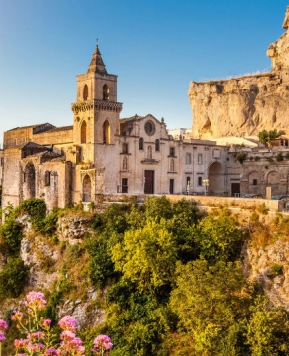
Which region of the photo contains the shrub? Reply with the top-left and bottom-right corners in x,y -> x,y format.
254,156 -> 260,161
276,152 -> 284,161
235,152 -> 247,164
0,257 -> 28,299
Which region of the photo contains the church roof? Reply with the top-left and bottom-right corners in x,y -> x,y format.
88,45 -> 107,75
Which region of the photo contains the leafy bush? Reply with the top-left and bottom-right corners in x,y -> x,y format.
0,217 -> 23,254
235,152 -> 247,164
0,257 -> 28,299
276,152 -> 284,161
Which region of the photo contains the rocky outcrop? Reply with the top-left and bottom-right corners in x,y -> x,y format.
243,240 -> 289,310
189,6 -> 289,139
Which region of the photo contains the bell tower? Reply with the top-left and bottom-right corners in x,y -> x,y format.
71,45 -> 122,162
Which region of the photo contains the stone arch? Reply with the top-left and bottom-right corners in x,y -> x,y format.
82,174 -> 92,202
103,119 -> 111,144
103,84 -> 110,100
208,161 -> 224,195
83,84 -> 88,101
24,162 -> 36,199
81,120 -> 87,144
266,170 -> 280,195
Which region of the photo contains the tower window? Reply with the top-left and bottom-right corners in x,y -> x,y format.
103,84 -> 110,100
103,120 -> 111,144
81,120 -> 87,144
83,84 -> 88,101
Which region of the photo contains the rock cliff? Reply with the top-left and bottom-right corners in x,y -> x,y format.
189,6 -> 289,139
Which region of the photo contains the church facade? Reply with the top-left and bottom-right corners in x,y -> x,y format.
2,46 -> 229,211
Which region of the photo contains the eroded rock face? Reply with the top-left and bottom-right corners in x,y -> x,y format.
243,240 -> 289,310
189,6 -> 289,139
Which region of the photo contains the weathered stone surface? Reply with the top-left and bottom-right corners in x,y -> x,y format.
189,7 -> 289,139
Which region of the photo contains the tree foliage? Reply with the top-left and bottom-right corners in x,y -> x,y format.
258,129 -> 283,147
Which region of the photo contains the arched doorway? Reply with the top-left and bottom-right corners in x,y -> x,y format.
25,163 -> 36,199
83,174 -> 92,202
208,162 -> 224,195
103,120 -> 111,144
267,171 -> 280,196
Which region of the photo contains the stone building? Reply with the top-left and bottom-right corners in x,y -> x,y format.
0,149 -> 3,186
2,46 -> 229,211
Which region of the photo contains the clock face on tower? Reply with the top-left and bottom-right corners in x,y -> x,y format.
144,120 -> 155,135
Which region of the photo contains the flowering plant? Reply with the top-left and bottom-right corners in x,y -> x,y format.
0,291 -> 113,356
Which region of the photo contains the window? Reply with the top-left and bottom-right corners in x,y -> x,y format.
198,176 -> 203,186
44,171 -> 51,186
103,84 -> 110,100
170,159 -> 174,171
169,147 -> 175,156
139,137 -> 144,150
253,179 -> 258,186
122,178 -> 128,193
198,154 -> 203,164
122,143 -> 128,154
155,139 -> 160,151
144,120 -> 155,135
147,145 -> 152,159
103,120 -> 111,144
81,120 -> 87,144
83,85 -> 88,101
186,176 -> 191,186
186,153 -> 191,164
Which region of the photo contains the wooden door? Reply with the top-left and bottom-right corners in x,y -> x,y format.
169,179 -> 174,194
231,183 -> 240,197
144,170 -> 154,194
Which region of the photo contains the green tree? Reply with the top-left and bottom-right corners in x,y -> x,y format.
246,296 -> 289,356
170,259 -> 252,356
258,129 -> 283,147
196,209 -> 244,263
111,220 -> 177,290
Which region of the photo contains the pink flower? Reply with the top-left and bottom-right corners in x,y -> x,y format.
26,342 -> 44,352
27,331 -> 44,340
60,330 -> 76,340
0,331 -> 6,342
17,354 -> 27,356
41,319 -> 52,327
11,311 -> 23,321
93,334 -> 113,350
14,338 -> 29,349
25,291 -> 47,311
0,319 -> 8,331
58,316 -> 77,332
44,349 -> 60,355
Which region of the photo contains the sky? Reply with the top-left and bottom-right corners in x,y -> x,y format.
1,0 -> 289,146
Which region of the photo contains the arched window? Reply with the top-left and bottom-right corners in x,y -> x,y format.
170,159 -> 174,172
139,137 -> 144,150
147,145 -> 152,159
81,120 -> 87,144
83,84 -> 88,101
123,157 -> 128,170
155,139 -> 160,151
44,171 -> 50,186
103,84 -> 110,100
103,120 -> 111,144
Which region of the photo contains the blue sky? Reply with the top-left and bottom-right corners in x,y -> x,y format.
0,0 -> 288,146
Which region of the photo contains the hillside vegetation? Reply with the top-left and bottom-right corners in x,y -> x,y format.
1,197 -> 289,355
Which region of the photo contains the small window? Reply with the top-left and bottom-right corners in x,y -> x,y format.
155,139 -> 160,152
44,171 -> 51,186
252,179 -> 258,186
198,176 -> 203,186
139,137 -> 144,150
169,147 -> 175,156
81,120 -> 87,144
122,178 -> 128,193
122,143 -> 128,154
83,84 -> 88,101
186,153 -> 191,164
103,84 -> 110,100
198,154 -> 203,164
